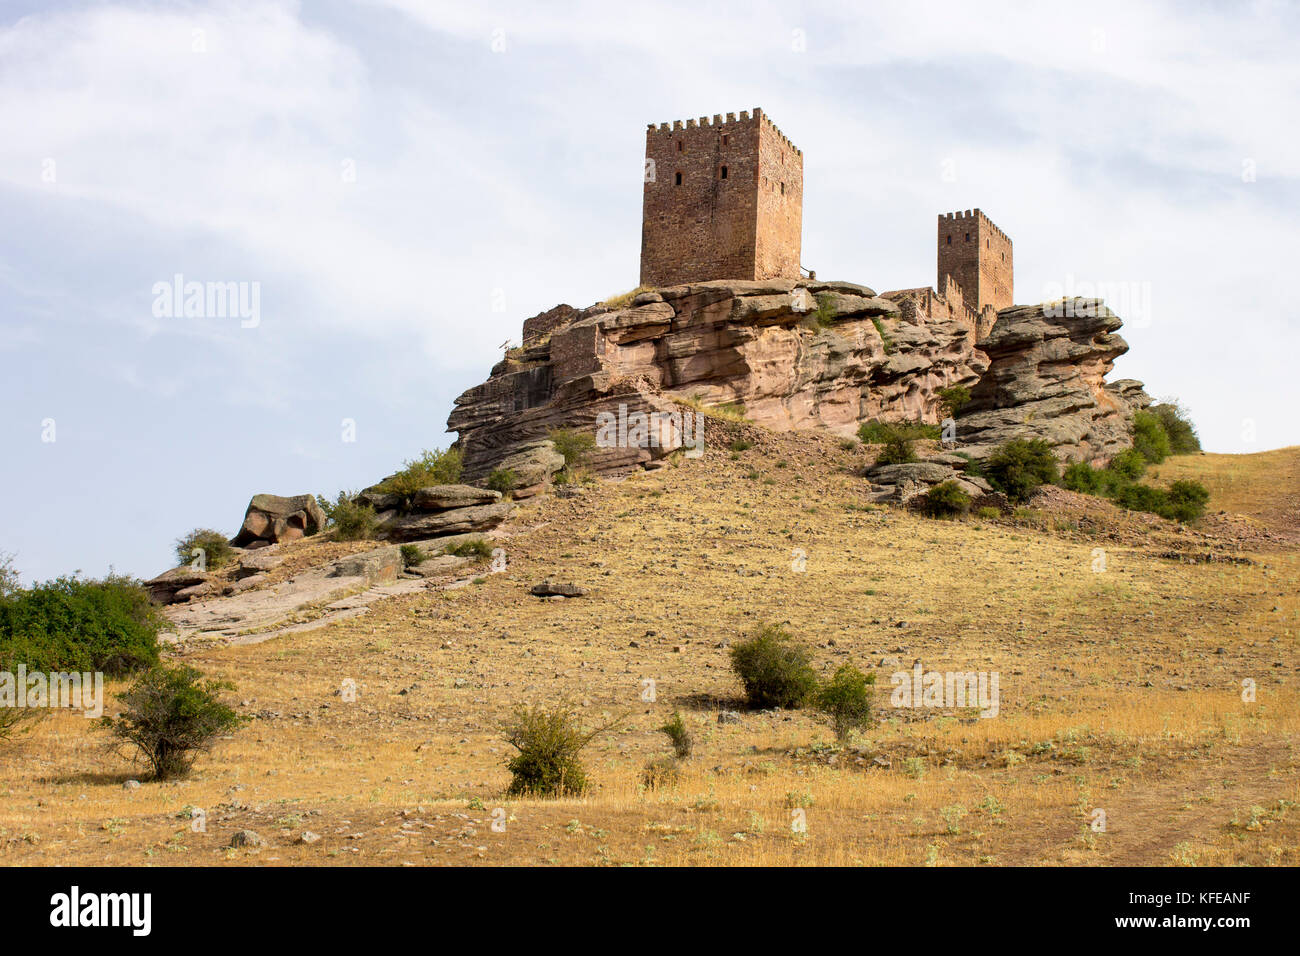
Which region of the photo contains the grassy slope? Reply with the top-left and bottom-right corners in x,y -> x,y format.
2,434 -> 1297,866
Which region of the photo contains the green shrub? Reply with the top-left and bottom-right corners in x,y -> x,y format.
399,544 -> 424,570
376,447 -> 464,500
1150,401 -> 1201,454
101,663 -> 244,780
317,491 -> 378,541
658,711 -> 693,758
921,480 -> 972,518
876,437 -> 916,465
548,428 -> 597,473
976,506 -> 1002,519
1131,410 -> 1172,464
814,664 -> 876,740
173,528 -> 233,570
1109,448 -> 1147,481
937,384 -> 972,418
729,624 -> 819,710
502,701 -> 617,796
858,420 -> 941,444
486,467 -> 518,495
1165,480 -> 1211,522
1061,461 -> 1102,494
0,574 -> 162,676
984,439 -> 1059,502
445,538 -> 493,560
729,438 -> 754,453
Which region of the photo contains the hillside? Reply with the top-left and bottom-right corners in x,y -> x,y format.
2,429 -> 1296,866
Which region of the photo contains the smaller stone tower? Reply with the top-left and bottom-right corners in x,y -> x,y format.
640,108 -> 803,288
937,209 -> 1013,313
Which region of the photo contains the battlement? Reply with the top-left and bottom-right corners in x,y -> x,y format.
939,208 -> 1010,244
646,107 -> 802,156
640,107 -> 803,288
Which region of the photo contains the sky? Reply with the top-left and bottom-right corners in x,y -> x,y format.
1,0 -> 1297,584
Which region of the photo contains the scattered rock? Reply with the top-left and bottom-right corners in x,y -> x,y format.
328,546 -> 402,584
122,780 -> 141,791
530,581 -> 587,598
385,502 -> 514,541
229,829 -> 265,848
144,566 -> 209,605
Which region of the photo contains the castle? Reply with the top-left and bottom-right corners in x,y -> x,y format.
639,108 -> 1013,341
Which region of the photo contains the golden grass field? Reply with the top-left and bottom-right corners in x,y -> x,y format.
3,426 -> 1297,867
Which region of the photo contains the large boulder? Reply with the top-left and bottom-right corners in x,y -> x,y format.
495,440 -> 566,498
411,484 -> 501,512
328,546 -> 402,584
144,566 -> 210,605
232,494 -> 325,547
956,300 -> 1152,466
384,501 -> 514,541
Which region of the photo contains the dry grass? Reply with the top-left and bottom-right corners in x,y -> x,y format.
2,433 -> 1296,866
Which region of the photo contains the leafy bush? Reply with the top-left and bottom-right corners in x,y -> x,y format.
729,624 -> 819,710
317,491 -> 378,541
173,529 -> 233,570
937,384 -> 972,418
1150,401 -> 1201,454
814,664 -> 876,740
0,575 -> 162,676
1165,480 -> 1211,522
399,544 -> 424,570
984,439 -> 1059,502
857,420 -> 942,444
921,480 -> 972,518
876,435 -> 917,466
1060,458 -> 1209,523
486,467 -> 518,495
548,428 -> 597,474
1131,410 -> 1172,464
729,438 -> 753,453
102,663 -> 244,780
1061,461 -> 1102,495
1108,448 -> 1147,481
445,538 -> 493,560
658,711 -> 693,758
502,701 -> 617,796
376,447 -> 464,500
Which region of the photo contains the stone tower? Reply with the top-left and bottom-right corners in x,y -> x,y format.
937,209 -> 1013,312
640,108 -> 803,288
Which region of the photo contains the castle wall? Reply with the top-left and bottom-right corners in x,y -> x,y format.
640,109 -> 801,287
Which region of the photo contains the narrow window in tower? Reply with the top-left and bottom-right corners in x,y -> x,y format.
676,140 -> 683,152
674,171 -> 682,186
965,232 -> 970,241
722,134 -> 729,146
781,182 -> 785,194
947,235 -> 952,245
720,165 -> 728,180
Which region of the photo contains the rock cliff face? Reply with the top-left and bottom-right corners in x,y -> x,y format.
449,279 -> 989,478
448,283 -> 1148,477
955,300 -> 1151,465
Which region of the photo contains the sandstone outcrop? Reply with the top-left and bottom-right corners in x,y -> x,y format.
449,279 -> 990,479
231,494 -> 325,547
955,300 -> 1151,465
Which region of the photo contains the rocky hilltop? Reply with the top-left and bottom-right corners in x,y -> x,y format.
449,281 -> 1149,477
